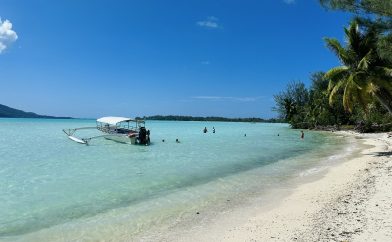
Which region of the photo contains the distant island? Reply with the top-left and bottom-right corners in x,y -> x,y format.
0,104 -> 72,119
0,103 -> 281,122
138,115 -> 283,123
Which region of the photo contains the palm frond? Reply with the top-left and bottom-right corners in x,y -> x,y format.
324,66 -> 349,92
324,38 -> 351,65
361,30 -> 378,55
357,50 -> 374,71
343,76 -> 356,112
351,71 -> 368,89
373,66 -> 392,77
328,80 -> 344,106
353,83 -> 373,112
343,83 -> 351,112
324,19 -> 392,114
345,20 -> 362,54
370,77 -> 392,93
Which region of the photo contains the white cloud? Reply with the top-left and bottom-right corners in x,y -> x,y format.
197,16 -> 220,29
0,18 -> 18,54
201,60 -> 210,65
193,96 -> 263,102
283,0 -> 295,4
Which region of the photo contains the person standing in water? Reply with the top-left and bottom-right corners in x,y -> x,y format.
213,127 -> 215,133
301,131 -> 304,139
203,127 -> 208,133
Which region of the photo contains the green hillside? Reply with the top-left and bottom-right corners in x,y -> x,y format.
0,104 -> 71,119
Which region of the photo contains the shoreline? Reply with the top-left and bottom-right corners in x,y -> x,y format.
144,131 -> 391,241
4,130 -> 390,241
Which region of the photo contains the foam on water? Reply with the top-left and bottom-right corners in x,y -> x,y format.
0,119 -> 350,241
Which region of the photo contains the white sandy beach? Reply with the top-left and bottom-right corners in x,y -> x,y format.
144,131 -> 392,242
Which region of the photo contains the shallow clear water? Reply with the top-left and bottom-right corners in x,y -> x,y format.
0,119 -> 350,240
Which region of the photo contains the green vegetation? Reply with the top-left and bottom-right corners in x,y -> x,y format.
140,115 -> 283,123
274,71 -> 392,132
319,0 -> 392,18
273,1 -> 392,132
320,0 -> 392,62
325,19 -> 392,114
0,104 -> 71,119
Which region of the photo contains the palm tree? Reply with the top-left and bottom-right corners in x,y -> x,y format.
324,19 -> 392,114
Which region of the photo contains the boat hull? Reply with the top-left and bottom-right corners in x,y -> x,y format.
104,135 -> 137,144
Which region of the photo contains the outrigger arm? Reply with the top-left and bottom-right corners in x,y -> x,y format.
63,127 -> 131,145
62,127 -> 97,136
63,127 -> 97,145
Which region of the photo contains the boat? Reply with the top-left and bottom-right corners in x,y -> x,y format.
63,117 -> 150,145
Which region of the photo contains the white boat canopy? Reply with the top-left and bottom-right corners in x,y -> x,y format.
96,117 -> 133,125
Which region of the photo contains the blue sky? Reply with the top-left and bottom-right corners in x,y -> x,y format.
0,0 -> 352,118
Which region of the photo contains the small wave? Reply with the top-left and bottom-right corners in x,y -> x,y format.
328,155 -> 342,160
299,167 -> 325,177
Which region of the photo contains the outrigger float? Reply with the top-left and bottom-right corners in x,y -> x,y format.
63,117 -> 150,145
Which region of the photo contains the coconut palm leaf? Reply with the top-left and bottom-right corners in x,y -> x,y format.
324,19 -> 392,114
351,71 -> 368,89
324,38 -> 351,64
345,21 -> 362,54
343,80 -> 354,112
373,66 -> 392,77
357,50 -> 374,70
325,66 -> 349,91
371,76 -> 392,92
353,83 -> 373,112
329,80 -> 344,105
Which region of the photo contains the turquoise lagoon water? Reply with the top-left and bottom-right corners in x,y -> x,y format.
0,119 -> 354,240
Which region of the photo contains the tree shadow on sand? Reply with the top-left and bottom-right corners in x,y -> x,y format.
370,151 -> 392,157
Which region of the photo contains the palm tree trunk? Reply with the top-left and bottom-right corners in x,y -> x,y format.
374,87 -> 392,114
